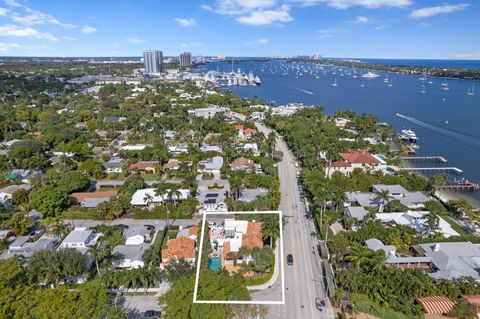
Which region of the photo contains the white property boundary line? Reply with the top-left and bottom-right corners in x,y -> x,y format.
193,211 -> 285,305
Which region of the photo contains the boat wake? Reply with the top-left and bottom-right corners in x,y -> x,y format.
396,113 -> 480,147
292,87 -> 315,95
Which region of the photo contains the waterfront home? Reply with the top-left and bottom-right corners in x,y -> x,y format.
375,211 -> 459,238
161,237 -> 196,266
197,156 -> 224,174
323,161 -> 354,178
325,152 -> 387,178
0,235 -> 56,260
230,157 -> 255,173
70,190 -> 118,208
344,184 -> 429,210
59,228 -> 100,252
124,225 -> 152,245
112,243 -> 150,269
130,188 -> 190,207
129,161 -> 159,174
103,157 -> 125,173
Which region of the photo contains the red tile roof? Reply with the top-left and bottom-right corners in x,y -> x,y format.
324,161 -> 351,168
243,128 -> 257,135
416,296 -> 455,314
188,226 -> 199,237
129,161 -> 158,170
234,124 -> 244,130
242,221 -> 263,250
230,156 -> 255,170
162,237 -> 196,260
340,152 -> 380,164
463,295 -> 480,305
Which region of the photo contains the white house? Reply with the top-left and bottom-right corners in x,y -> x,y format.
112,243 -> 150,269
59,228 -> 99,251
197,156 -> 224,174
124,226 -> 152,245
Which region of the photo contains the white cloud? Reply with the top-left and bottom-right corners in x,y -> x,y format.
174,18 -> 197,27
317,27 -> 348,39
4,0 -> 21,7
247,38 -> 270,44
453,52 -> 480,60
201,0 -> 276,15
0,7 -> 9,16
11,9 -> 76,28
289,0 -> 412,9
350,16 -> 369,24
236,5 -> 292,25
127,36 -> 146,43
0,42 -> 46,52
81,25 -> 97,34
0,24 -> 58,41
410,4 -> 470,19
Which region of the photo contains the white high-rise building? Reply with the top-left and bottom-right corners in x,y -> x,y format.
179,52 -> 192,67
143,50 -> 163,73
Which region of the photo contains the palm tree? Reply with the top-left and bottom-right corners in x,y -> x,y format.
425,213 -> 440,236
262,216 -> 280,248
143,193 -> 154,206
267,131 -> 277,158
88,244 -> 102,278
331,188 -> 344,212
155,182 -> 169,207
229,174 -> 243,200
375,189 -> 391,213
345,245 -> 378,271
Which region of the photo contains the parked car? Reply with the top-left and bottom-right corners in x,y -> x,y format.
138,310 -> 161,319
287,254 -> 294,266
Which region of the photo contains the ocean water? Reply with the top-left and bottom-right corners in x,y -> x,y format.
201,60 -> 480,202
356,58 -> 480,69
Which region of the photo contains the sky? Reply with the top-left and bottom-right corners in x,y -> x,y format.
0,0 -> 479,59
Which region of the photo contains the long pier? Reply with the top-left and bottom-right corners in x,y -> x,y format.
437,182 -> 479,191
402,156 -> 448,163
399,167 -> 463,174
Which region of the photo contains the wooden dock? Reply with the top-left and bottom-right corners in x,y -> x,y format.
402,156 -> 448,163
437,182 -> 479,191
399,167 -> 463,174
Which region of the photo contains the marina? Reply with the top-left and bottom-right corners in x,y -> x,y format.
402,156 -> 448,164
398,167 -> 463,174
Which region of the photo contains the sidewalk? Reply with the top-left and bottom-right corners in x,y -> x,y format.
247,240 -> 280,291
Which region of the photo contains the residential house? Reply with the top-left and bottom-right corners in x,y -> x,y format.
234,124 -> 256,139
345,184 -> 429,210
70,190 -> 118,209
176,226 -> 199,241
0,184 -> 32,201
197,156 -> 224,174
130,188 -> 190,207
120,144 -> 150,151
164,130 -> 176,139
112,243 -> 150,269
103,157 -> 125,173
187,106 -> 227,119
200,145 -> 223,153
324,152 -> 387,178
161,237 -> 196,265
196,190 -> 227,213
129,161 -> 159,174
230,157 -> 255,173
75,122 -> 88,129
0,235 -> 56,259
163,159 -> 180,171
168,144 -> 188,156
235,142 -> 259,156
103,116 -> 126,123
125,225 -> 152,245
59,228 -> 99,252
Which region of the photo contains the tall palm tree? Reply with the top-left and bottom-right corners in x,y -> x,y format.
262,216 -> 280,248
425,213 -> 440,236
143,193 -> 154,206
88,244 -> 102,278
345,245 -> 379,271
375,189 -> 391,213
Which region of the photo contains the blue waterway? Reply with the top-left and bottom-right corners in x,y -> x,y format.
356,58 -> 480,69
202,60 -> 480,201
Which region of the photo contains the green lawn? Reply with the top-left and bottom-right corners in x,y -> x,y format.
438,214 -> 470,236
352,294 -> 411,319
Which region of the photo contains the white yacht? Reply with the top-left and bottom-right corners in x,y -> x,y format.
466,84 -> 475,96
400,129 -> 418,142
362,71 -> 380,78
332,78 -> 338,87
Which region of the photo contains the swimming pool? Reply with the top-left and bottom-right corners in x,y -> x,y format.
208,254 -> 222,271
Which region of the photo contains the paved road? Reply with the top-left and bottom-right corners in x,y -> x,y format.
233,112 -> 334,319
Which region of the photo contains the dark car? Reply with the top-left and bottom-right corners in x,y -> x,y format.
287,254 -> 294,265
138,310 -> 161,319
